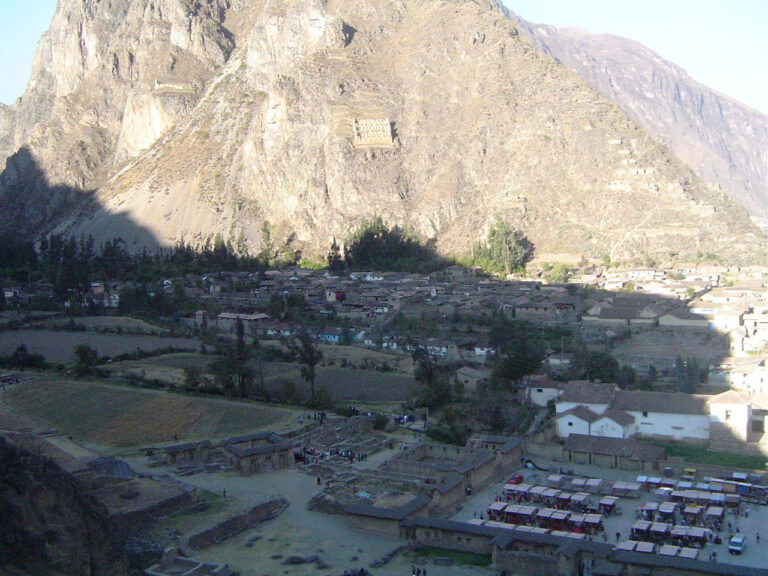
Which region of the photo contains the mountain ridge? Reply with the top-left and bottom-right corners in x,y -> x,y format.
0,0 -> 764,264
508,13 -> 768,219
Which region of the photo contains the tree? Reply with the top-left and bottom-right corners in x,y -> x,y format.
73,344 -> 99,376
343,216 -> 441,272
286,329 -> 323,404
9,344 -> 45,369
472,221 -> 533,275
183,366 -> 201,390
489,320 -> 548,389
251,339 -> 268,398
616,365 -> 637,389
208,353 -> 237,395
412,346 -> 451,408
675,356 -> 703,393
327,237 -> 344,276
544,263 -> 570,284
569,349 -> 620,383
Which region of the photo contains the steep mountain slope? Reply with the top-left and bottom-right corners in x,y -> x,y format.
509,14 -> 768,219
0,0 -> 763,264
0,438 -> 129,576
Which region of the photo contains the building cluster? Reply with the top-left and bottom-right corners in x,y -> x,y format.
519,379 -> 768,457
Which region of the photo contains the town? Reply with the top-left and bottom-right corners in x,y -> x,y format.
1,258 -> 767,576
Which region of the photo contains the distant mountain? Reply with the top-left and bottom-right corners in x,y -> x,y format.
509,13 -> 768,219
0,0 -> 763,264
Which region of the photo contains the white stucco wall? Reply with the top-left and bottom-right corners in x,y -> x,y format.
709,403 -> 751,440
527,387 -> 561,407
556,415 -> 590,438
628,411 -> 710,440
591,418 -> 632,439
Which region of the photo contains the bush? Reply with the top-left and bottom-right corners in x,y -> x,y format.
372,413 -> 389,430
425,425 -> 469,446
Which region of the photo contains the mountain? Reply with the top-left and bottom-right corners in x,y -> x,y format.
0,0 -> 763,264
508,13 -> 768,219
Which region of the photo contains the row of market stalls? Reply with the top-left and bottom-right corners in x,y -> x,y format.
635,474 -> 767,505
536,472 -> 765,506
634,500 -> 725,529
472,518 -> 596,542
486,502 -> 605,534
502,483 -> 624,516
615,539 -> 700,559
629,520 -> 711,548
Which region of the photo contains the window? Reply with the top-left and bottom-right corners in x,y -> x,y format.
568,422 -> 573,427
642,411 -> 648,417
537,388 -> 543,393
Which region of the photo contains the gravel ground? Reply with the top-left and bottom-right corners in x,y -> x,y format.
125,457 -> 496,576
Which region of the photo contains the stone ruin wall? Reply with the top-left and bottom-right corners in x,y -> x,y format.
352,117 -> 393,149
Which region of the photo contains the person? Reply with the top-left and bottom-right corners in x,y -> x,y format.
317,476 -> 321,486
757,532 -> 761,544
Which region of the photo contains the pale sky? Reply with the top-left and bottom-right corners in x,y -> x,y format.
0,1 -> 766,114
504,0 -> 768,114
0,0 -> 58,105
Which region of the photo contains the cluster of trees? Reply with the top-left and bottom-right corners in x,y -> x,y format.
566,348 -> 638,388
488,319 -> 550,389
337,217 -> 445,273
198,321 -> 329,407
674,355 -> 706,393
470,221 -> 533,275
0,233 -> 270,298
0,344 -> 46,370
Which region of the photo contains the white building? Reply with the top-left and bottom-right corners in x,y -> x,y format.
611,390 -> 710,441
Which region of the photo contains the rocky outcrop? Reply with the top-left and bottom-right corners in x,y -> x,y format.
509,14 -> 768,219
0,437 -> 129,575
0,0 -> 764,264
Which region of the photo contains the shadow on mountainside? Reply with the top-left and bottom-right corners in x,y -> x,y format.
0,146 -> 162,250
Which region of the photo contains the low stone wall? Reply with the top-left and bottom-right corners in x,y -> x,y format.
523,428 -> 563,461
111,491 -> 194,537
188,497 -> 288,550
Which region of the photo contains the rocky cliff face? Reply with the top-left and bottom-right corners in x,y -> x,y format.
0,438 -> 128,575
0,0 -> 763,263
509,14 -> 768,219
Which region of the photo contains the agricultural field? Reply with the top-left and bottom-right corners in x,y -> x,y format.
108,353 -> 421,403
316,343 -> 416,375
43,316 -> 170,334
0,330 -> 200,364
2,379 -> 296,447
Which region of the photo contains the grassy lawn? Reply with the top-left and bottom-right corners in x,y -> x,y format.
2,379 -> 295,447
653,442 -> 768,471
406,545 -> 492,567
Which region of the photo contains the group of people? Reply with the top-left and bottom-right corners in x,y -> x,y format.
410,566 -> 427,576
298,411 -> 327,425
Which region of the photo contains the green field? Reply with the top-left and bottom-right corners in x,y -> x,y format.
2,379 -> 296,447
652,441 -> 768,471
405,545 -> 492,567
